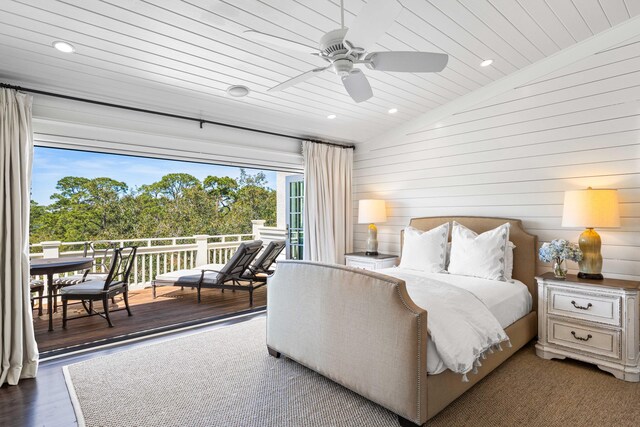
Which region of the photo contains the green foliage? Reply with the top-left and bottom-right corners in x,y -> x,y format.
140,173 -> 200,200
30,169 -> 277,242
203,176 -> 238,213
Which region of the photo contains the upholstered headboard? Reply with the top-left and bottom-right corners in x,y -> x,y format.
401,216 -> 538,312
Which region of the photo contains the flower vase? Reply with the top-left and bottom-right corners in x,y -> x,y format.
553,258 -> 567,279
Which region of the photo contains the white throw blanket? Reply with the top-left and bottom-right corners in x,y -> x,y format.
384,269 -> 510,381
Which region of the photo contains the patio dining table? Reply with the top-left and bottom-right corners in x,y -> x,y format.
30,257 -> 93,332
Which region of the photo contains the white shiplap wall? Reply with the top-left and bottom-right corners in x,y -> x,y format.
353,37 -> 640,281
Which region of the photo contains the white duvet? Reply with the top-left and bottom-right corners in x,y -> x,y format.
378,268 -> 532,378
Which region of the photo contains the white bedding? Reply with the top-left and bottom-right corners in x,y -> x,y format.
378,267 -> 532,375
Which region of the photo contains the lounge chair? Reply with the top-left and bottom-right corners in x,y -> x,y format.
153,239 -> 285,294
152,240 -> 263,305
243,240 -> 286,282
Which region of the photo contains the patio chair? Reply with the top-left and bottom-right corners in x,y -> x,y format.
61,246 -> 137,328
153,240 -> 263,304
30,280 -> 45,317
243,239 -> 286,283
54,240 -> 117,287
52,241 -> 118,311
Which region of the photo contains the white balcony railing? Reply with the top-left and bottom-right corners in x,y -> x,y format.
29,221 -> 287,290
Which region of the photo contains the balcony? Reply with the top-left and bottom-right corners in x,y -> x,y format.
30,221 -> 286,356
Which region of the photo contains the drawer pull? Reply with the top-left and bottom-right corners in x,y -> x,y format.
571,300 -> 592,310
571,331 -> 593,342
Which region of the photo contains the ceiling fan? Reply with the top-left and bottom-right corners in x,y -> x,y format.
243,0 -> 448,103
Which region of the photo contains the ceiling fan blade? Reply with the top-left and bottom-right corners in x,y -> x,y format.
366,51 -> 449,72
344,0 -> 402,51
243,30 -> 317,53
341,69 -> 373,103
269,67 -> 328,92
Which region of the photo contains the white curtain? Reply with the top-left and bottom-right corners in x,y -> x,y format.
302,141 -> 353,264
0,88 -> 39,385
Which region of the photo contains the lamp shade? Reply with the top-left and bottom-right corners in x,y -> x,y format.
562,188 -> 620,228
358,199 -> 387,224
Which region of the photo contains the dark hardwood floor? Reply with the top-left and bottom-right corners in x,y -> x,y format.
34,285 -> 267,355
0,311 -> 266,427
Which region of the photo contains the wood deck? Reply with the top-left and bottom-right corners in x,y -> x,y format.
34,285 -> 267,355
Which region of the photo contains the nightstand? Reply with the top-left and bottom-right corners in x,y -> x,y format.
536,272 -> 640,382
344,252 -> 398,271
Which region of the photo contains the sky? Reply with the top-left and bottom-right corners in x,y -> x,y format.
31,147 -> 277,205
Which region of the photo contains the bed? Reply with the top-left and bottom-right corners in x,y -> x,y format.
266,216 -> 538,426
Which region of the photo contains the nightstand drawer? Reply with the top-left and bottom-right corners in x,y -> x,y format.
347,260 -> 373,270
345,253 -> 398,271
548,319 -> 621,360
548,287 -> 621,326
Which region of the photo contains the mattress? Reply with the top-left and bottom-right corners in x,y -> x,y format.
377,267 -> 532,374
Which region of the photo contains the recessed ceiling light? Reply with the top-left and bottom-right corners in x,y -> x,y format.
388,107 -> 398,114
226,85 -> 250,97
480,59 -> 493,67
327,114 -> 336,119
52,41 -> 75,53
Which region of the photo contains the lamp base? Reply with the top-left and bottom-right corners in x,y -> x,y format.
577,272 -> 604,280
366,223 -> 379,256
578,228 -> 604,280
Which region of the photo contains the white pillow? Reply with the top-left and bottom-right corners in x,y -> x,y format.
505,241 -> 516,280
448,222 -> 511,281
447,241 -> 516,280
399,223 -> 449,273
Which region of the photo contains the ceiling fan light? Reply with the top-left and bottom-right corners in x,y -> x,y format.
52,41 -> 75,53
480,59 -> 493,67
226,85 -> 250,97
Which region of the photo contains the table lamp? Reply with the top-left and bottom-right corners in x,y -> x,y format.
562,187 -> 620,280
358,199 -> 387,256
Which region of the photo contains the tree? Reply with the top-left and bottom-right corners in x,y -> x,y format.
32,176 -> 128,241
221,170 -> 277,234
138,174 -> 215,237
30,169 -> 278,243
85,177 -> 129,231
203,176 -> 238,213
29,200 -> 48,242
141,173 -> 200,200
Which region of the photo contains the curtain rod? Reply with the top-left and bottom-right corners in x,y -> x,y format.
1,83 -> 355,150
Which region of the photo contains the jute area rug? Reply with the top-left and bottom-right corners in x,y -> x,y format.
64,317 -> 640,427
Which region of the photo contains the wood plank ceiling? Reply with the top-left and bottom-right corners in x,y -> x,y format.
0,0 -> 638,143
